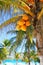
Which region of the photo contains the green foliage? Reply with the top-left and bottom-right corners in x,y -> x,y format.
0,16 -> 22,28
22,50 -> 40,63
15,52 -> 20,60
26,25 -> 34,43
29,50 -> 40,63
0,0 -> 42,63
3,39 -> 11,46
10,31 -> 25,52
0,47 -> 9,61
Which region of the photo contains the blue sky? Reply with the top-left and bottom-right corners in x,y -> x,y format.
0,8 -> 23,43
0,9 -> 14,43
0,8 -> 40,65
0,9 -> 26,65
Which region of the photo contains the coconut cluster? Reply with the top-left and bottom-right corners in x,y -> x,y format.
16,14 -> 31,31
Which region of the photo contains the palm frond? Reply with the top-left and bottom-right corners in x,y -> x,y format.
0,0 -> 12,11
37,8 -> 43,20
15,31 -> 25,48
7,30 -> 18,34
3,39 -> 11,46
0,47 -> 8,60
0,0 -> 34,17
25,39 -> 31,51
26,25 -> 34,43
9,31 -> 25,53
0,15 -> 23,29
0,0 -> 35,29
9,37 -> 16,42
13,0 -> 34,17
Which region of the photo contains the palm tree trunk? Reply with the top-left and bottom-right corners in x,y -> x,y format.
36,16 -> 43,65
35,29 -> 43,65
39,56 -> 43,65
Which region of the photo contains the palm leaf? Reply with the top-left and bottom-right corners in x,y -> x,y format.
0,15 -> 23,29
0,0 -> 34,29
25,39 -> 31,51
15,31 -> 25,48
37,8 -> 43,20
26,25 -> 34,43
7,30 -> 18,34
0,47 -> 8,60
13,0 -> 34,17
0,0 -> 12,11
3,39 -> 11,46
9,31 -> 25,53
9,37 -> 16,42
0,0 -> 34,17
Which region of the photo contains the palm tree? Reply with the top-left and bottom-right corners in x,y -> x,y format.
14,52 -> 21,65
0,46 -> 8,64
3,39 -> 11,47
29,50 -> 40,65
15,50 -> 40,65
0,39 -> 11,64
21,50 -> 40,65
3,39 -> 14,58
0,0 -> 43,65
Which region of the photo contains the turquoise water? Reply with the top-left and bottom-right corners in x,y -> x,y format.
2,60 -> 39,65
3,60 -> 26,65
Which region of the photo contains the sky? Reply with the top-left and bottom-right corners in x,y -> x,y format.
0,9 -> 15,43
0,7 -> 40,65
0,7 -> 23,43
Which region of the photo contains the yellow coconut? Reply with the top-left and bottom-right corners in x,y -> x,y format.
21,25 -> 27,31
40,0 -> 43,2
16,24 -> 21,31
22,14 -> 29,21
26,21 -> 31,26
17,19 -> 25,25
